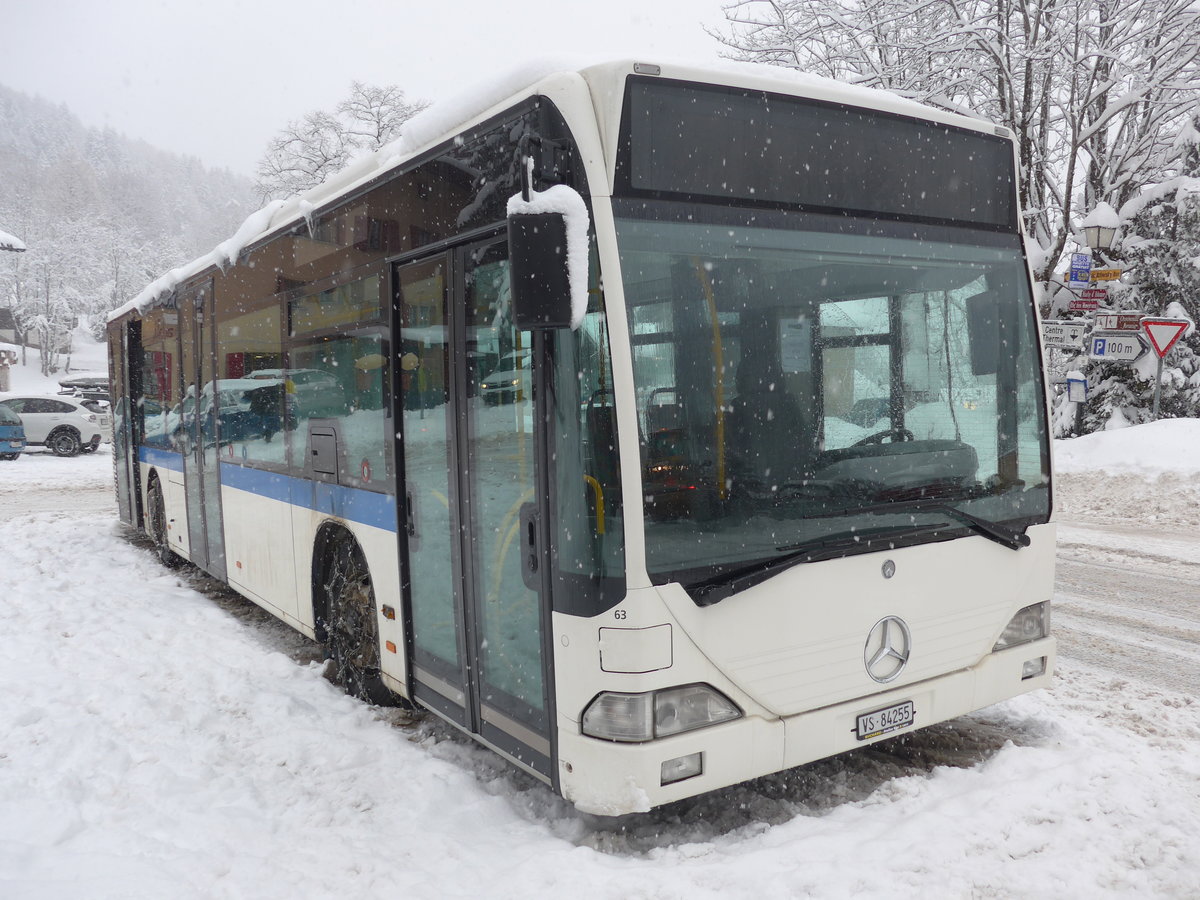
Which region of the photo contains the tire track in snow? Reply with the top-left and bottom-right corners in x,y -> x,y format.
1054,553 -> 1200,695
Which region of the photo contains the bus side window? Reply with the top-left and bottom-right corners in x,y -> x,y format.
550,258 -> 625,615
285,274 -> 391,490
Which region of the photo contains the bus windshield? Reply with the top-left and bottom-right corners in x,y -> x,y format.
615,207 -> 1050,599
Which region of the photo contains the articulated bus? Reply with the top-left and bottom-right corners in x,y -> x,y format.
108,60 -> 1055,816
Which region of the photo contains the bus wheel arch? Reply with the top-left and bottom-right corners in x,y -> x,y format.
312,524 -> 396,706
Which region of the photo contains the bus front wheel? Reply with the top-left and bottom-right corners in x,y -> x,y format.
147,480 -> 184,569
320,536 -> 395,706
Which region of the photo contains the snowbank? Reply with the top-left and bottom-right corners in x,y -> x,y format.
1054,418 -> 1200,478
1053,420 -> 1200,528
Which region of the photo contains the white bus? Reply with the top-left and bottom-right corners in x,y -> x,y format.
108,59 -> 1055,816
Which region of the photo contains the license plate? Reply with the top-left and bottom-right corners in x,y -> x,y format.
855,700 -> 915,740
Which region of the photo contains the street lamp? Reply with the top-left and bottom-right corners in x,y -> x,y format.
1080,202 -> 1118,259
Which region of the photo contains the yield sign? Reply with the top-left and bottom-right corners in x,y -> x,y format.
1140,318 -> 1191,358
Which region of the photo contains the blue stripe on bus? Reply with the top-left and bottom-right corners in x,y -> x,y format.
219,461 -> 397,532
139,445 -> 185,471
137,444 -> 397,531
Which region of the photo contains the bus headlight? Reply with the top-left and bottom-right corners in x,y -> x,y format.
992,601 -> 1050,651
581,684 -> 741,742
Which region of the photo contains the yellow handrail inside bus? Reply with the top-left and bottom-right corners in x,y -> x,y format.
692,257 -> 726,500
584,474 -> 606,535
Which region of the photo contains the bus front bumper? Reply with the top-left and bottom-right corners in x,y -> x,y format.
555,636 -> 1056,816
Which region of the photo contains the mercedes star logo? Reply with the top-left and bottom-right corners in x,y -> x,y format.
864,616 -> 912,683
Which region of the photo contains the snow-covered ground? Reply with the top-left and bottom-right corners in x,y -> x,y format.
2,415 -> 1199,897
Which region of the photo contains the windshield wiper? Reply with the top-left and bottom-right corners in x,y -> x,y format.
812,495 -> 1031,551
917,502 -> 1030,550
686,524 -> 946,604
684,492 -> 1030,605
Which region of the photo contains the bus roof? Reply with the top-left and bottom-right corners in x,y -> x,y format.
108,57 -> 1003,326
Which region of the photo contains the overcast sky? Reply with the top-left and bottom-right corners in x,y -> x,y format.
0,0 -> 728,176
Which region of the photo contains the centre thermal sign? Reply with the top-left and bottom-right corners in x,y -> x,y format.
1042,321 -> 1086,348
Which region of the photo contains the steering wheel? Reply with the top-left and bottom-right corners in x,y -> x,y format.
853,427 -> 915,447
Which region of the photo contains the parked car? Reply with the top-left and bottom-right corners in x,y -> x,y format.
0,401 -> 26,460
1,394 -> 109,456
246,367 -> 345,417
479,350 -> 531,404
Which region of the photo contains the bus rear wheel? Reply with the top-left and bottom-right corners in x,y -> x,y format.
321,537 -> 395,706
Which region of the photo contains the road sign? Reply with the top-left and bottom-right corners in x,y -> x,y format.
1069,297 -> 1099,311
1141,318 -> 1190,358
1091,268 -> 1122,282
1088,331 -> 1147,362
1080,288 -> 1108,302
1139,317 -> 1192,419
1094,312 -> 1142,331
1069,252 -> 1091,284
1042,320 -> 1086,348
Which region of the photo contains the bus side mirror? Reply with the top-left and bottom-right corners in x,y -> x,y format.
508,211 -> 573,330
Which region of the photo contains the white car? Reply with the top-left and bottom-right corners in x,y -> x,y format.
479,350 -> 531,404
246,368 -> 345,417
0,394 -> 109,456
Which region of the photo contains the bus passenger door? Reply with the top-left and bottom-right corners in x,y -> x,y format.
108,321 -> 140,527
179,282 -> 227,580
395,237 -> 555,780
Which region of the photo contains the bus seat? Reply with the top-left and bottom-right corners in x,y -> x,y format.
645,387 -> 682,433
727,364 -> 809,491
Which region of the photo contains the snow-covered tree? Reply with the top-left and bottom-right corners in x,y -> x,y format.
337,81 -> 429,153
254,110 -> 354,205
1076,116 -> 1200,430
713,0 -> 1200,430
254,81 -> 428,203
0,83 -> 255,370
713,0 -> 1200,286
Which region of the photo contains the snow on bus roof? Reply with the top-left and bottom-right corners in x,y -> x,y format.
107,56 -> 586,324
108,57 -> 977,325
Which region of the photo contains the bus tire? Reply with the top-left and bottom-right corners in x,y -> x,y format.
319,535 -> 396,706
147,479 -> 184,569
